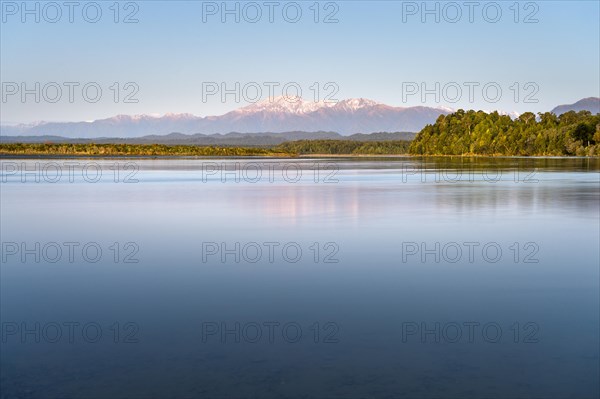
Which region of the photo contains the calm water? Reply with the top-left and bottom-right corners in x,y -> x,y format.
1,157 -> 599,398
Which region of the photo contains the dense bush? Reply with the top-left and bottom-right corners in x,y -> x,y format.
0,143 -> 290,156
275,140 -> 411,155
409,110 -> 600,156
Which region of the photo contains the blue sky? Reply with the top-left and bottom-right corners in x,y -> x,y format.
1,0 -> 599,123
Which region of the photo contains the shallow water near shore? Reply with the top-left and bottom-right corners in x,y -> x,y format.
1,157 -> 598,398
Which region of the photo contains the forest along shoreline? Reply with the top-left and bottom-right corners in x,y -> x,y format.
1,110 -> 599,157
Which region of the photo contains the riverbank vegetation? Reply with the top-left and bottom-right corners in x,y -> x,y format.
2,110 -> 599,157
0,141 -> 412,156
0,143 -> 291,157
409,110 -> 600,156
274,140 -> 411,155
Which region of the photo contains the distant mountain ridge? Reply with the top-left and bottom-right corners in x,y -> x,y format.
1,97 -> 449,138
0,131 -> 417,146
3,97 -> 598,141
551,97 -> 600,115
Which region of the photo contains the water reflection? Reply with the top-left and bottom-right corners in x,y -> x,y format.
1,157 -> 598,398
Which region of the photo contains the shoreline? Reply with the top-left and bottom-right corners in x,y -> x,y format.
1,153 -> 599,160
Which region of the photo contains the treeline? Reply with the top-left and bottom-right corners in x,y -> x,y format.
0,141 -> 413,156
275,140 -> 411,155
3,111 -> 600,157
0,143 -> 290,157
409,110 -> 600,156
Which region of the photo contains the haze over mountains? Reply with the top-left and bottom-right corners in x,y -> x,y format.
1,97 -> 449,138
2,97 -> 598,143
551,97 -> 600,115
0,131 -> 418,146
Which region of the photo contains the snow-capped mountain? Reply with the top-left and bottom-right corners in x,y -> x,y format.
233,96 -> 387,115
1,97 -> 451,138
233,96 -> 338,115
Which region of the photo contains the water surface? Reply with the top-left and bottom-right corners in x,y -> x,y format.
1,157 -> 598,398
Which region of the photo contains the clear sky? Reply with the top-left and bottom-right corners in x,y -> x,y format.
1,0 -> 599,123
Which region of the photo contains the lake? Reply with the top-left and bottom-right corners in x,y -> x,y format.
1,157 -> 599,398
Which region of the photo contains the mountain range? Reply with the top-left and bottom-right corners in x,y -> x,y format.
1,97 -> 450,138
0,131 -> 417,146
2,97 -> 598,141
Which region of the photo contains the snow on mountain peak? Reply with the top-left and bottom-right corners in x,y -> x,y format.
333,98 -> 382,111
235,96 -> 331,115
436,106 -> 455,113
234,96 -> 383,115
106,114 -> 158,122
99,113 -> 198,123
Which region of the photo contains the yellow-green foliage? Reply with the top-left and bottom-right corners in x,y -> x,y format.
0,143 -> 292,157
275,140 -> 411,155
410,110 -> 600,156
